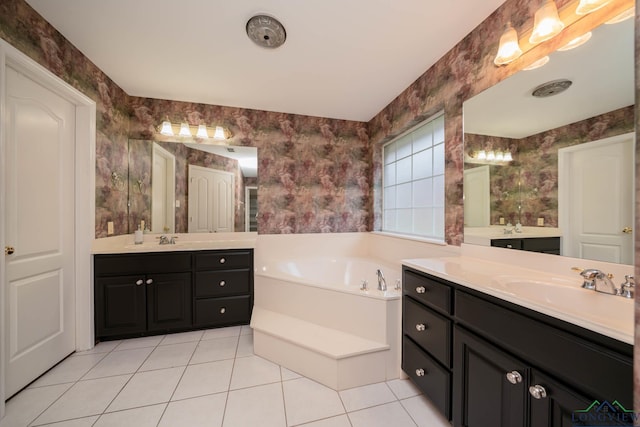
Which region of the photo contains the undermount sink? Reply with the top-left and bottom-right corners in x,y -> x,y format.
488,275 -> 633,328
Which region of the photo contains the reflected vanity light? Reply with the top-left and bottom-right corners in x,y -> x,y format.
530,0 -> 565,44
576,0 -> 613,15
494,22 -> 523,65
471,150 -> 513,163
606,6 -> 634,23
157,121 -> 232,141
523,55 -> 550,70
557,32 -> 592,51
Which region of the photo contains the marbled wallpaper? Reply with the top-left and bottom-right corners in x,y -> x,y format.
465,106 -> 634,226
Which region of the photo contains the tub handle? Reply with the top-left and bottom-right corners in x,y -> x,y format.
416,368 -> 426,377
416,286 -> 426,294
219,280 -> 226,287
220,307 -> 226,314
415,323 -> 426,332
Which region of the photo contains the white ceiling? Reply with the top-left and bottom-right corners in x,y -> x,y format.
25,0 -> 506,122
464,18 -> 634,139
184,143 -> 257,178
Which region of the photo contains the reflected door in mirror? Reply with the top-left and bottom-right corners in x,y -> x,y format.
188,165 -> 235,233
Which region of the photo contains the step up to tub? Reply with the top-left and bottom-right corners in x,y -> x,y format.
251,307 -> 390,390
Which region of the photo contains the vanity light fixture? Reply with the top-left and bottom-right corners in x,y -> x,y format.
157,121 -> 232,141
606,6 -> 635,24
470,150 -> 513,163
477,150 -> 487,160
486,151 -> 496,161
160,121 -> 174,136
196,124 -> 209,138
179,123 -> 192,137
530,0 -> 565,44
523,55 -> 550,70
503,152 -> 514,162
557,32 -> 592,51
494,22 -> 523,65
576,0 -> 613,15
213,126 -> 226,140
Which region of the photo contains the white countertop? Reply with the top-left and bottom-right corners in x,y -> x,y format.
464,226 -> 562,246
92,232 -> 257,254
402,256 -> 634,345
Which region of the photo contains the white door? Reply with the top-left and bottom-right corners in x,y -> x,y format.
559,134 -> 634,264
4,65 -> 76,397
463,166 -> 490,227
152,143 -> 175,233
188,165 -> 234,233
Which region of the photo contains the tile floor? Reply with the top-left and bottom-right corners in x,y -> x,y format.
0,325 -> 451,427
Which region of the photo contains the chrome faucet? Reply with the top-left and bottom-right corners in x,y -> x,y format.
376,269 -> 387,291
158,235 -> 177,245
573,267 -> 622,296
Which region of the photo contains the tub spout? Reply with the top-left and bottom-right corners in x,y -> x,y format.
376,269 -> 387,291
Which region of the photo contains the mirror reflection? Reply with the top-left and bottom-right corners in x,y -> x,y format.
128,140 -> 257,234
463,18 -> 634,265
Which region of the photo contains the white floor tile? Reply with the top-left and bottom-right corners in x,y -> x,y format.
82,347 -> 154,380
159,393 -> 227,427
34,416 -> 99,426
386,378 -> 422,400
339,382 -> 397,412
75,341 -> 121,355
348,401 -> 417,427
0,383 -> 72,427
283,378 -> 345,426
400,395 -> 450,427
106,367 -> 183,412
94,404 -> 166,427
114,335 -> 163,351
160,330 -> 204,346
189,336 -> 238,364
240,325 -> 253,336
281,367 -> 302,381
139,341 -> 197,371
32,375 -> 130,425
172,359 -> 234,401
236,334 -> 254,357
294,415 -> 352,427
229,356 -> 281,390
30,353 -> 107,388
223,383 -> 286,427
202,326 -> 241,340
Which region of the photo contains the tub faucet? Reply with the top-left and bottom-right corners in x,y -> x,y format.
376,269 -> 387,291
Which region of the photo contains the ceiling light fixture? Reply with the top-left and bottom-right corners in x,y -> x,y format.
530,0 -> 565,44
557,32 -> 592,51
576,0 -> 613,15
246,15 -> 287,49
494,22 -> 523,65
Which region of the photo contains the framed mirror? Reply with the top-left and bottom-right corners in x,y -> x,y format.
463,18 -> 634,264
128,139 -> 257,234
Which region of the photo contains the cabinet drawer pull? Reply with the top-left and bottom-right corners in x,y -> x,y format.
219,280 -> 226,287
416,286 -> 426,294
136,279 -> 144,286
415,368 -> 426,377
146,278 -> 153,285
220,307 -> 226,314
506,371 -> 522,384
415,323 -> 426,332
219,257 -> 226,264
506,244 -> 513,249
529,385 -> 547,400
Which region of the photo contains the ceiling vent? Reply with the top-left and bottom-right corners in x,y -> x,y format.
246,15 -> 287,49
532,79 -> 573,98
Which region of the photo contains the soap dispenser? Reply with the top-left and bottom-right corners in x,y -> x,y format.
134,225 -> 144,245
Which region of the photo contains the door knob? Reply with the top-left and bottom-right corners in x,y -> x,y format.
5,246 -> 15,255
623,227 -> 633,234
506,371 -> 522,384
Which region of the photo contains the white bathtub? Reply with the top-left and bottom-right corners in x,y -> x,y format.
252,254 -> 403,389
258,256 -> 402,300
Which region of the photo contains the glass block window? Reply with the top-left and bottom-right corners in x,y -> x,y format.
382,112 -> 445,240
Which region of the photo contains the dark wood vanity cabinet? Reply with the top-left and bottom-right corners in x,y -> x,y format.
94,249 -> 253,340
491,237 -> 560,255
401,266 -> 633,427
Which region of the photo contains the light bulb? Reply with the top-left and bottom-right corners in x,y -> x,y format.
477,150 -> 487,160
213,126 -> 226,140
504,152 -> 513,162
179,123 -> 192,137
487,151 -> 496,161
530,0 -> 565,44
494,23 -> 522,65
196,125 -> 209,138
496,151 -> 505,161
160,121 -> 174,136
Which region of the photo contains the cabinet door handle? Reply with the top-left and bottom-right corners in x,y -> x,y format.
136,279 -> 144,286
506,244 -> 513,249
146,278 -> 153,285
416,286 -> 426,294
219,280 -> 226,287
529,385 -> 547,399
219,257 -> 226,264
506,371 -> 522,384
415,323 -> 426,332
220,307 -> 226,314
415,368 -> 426,377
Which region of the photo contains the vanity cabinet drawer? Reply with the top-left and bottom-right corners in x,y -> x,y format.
403,269 -> 452,314
403,336 -> 451,419
195,251 -> 252,271
195,270 -> 251,297
195,295 -> 252,326
403,297 -> 451,367
490,238 -> 522,250
94,252 -> 192,275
